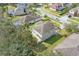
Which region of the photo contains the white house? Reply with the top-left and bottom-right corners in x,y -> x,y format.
13,14 -> 41,26
69,7 -> 79,17
32,21 -> 56,42
14,4 -> 28,15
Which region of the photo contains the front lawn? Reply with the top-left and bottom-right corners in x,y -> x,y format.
43,6 -> 61,17
71,17 -> 79,22
43,6 -> 69,17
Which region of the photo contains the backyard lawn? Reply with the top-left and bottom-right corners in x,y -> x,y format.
50,19 -> 61,28
35,34 -> 66,56
42,15 -> 62,28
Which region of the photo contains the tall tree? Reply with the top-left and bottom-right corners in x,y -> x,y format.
0,19 -> 37,56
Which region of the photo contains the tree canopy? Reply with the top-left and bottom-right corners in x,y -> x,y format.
0,19 -> 37,56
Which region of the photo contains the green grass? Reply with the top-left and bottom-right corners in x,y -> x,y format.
29,23 -> 36,30
69,18 -> 79,24
8,5 -> 16,10
50,19 -> 61,27
59,7 -> 69,15
43,7 -> 61,17
43,6 -> 70,17
36,34 -> 66,55
42,15 -> 62,28
71,18 -> 79,22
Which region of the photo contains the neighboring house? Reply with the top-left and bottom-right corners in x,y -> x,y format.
13,14 -> 41,26
69,7 -> 79,17
24,14 -> 41,24
53,33 -> 79,56
14,3 -> 28,15
49,3 -> 64,11
32,21 -> 56,42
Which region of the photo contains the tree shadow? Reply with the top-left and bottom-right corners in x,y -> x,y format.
44,34 -> 62,45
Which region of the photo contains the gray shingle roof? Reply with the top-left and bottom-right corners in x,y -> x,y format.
54,33 -> 79,56
34,21 -> 55,35
23,14 -> 40,23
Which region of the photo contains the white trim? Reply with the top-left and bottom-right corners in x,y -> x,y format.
32,29 -> 42,38
32,30 -> 42,42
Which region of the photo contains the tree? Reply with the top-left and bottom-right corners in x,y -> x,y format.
0,19 -> 37,56
28,4 -> 37,16
0,4 -> 8,18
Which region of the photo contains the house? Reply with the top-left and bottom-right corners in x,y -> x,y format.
24,14 -> 41,24
49,3 -> 64,11
53,33 -> 79,56
14,3 -> 28,15
69,7 -> 79,17
13,14 -> 41,26
32,21 -> 57,42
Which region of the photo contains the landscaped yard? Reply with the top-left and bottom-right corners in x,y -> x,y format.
35,34 -> 66,55
43,6 -> 61,17
43,6 -> 70,17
